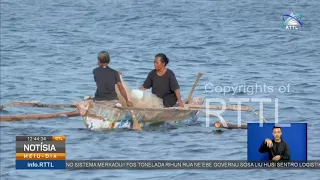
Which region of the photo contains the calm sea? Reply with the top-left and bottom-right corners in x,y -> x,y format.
1,0 -> 320,179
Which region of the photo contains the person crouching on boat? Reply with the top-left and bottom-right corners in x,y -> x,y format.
139,53 -> 184,108
93,51 -> 133,107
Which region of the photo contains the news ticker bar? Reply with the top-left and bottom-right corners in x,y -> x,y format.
16,136 -> 66,169
16,160 -> 320,170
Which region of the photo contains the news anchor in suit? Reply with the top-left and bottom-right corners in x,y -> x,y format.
259,126 -> 290,161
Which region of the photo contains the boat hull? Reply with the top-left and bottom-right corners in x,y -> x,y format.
77,97 -> 205,130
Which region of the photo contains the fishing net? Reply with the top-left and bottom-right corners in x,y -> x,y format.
115,78 -> 164,109
114,80 -> 201,122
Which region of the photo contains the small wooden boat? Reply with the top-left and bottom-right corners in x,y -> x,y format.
76,97 -> 205,130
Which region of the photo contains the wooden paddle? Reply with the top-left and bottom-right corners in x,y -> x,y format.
0,101 -> 80,121
183,72 -> 203,104
214,121 -> 248,129
197,110 -> 247,129
115,104 -> 253,112
119,74 -> 142,131
185,104 -> 254,112
0,101 -> 76,111
0,110 -> 80,121
208,107 -> 268,130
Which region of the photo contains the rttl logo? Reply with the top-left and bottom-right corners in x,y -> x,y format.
282,12 -> 302,30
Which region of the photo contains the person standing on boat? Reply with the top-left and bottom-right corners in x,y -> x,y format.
93,51 -> 133,107
139,53 -> 184,108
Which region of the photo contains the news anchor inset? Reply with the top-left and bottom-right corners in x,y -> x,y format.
259,126 -> 290,161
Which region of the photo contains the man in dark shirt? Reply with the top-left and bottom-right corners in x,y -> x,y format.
93,51 -> 132,107
259,126 -> 290,161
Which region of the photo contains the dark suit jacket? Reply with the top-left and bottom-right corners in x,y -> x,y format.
259,139 -> 290,160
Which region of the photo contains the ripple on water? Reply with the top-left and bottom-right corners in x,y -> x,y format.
1,0 -> 320,179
